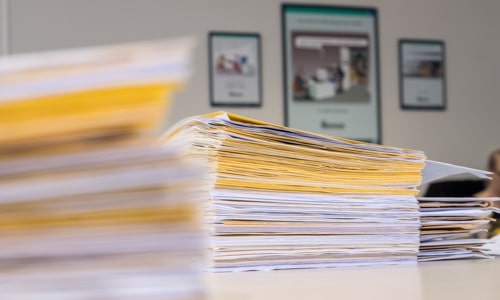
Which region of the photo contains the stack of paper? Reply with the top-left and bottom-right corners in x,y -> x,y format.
0,38 -> 191,153
163,111 -> 427,272
0,40 -> 206,299
418,197 -> 497,262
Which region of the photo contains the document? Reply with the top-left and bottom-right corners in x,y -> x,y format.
0,39 -> 204,299
0,38 -> 194,154
418,196 -> 496,262
164,111 -> 426,272
420,160 -> 491,185
481,234 -> 500,256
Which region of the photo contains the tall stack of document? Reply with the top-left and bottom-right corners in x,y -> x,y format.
0,40 -> 206,299
418,197 -> 495,261
163,111 -> 427,272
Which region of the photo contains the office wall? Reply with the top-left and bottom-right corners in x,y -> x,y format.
3,0 -> 500,170
0,0 -> 7,54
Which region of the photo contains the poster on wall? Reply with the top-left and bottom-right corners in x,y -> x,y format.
282,4 -> 381,143
209,32 -> 262,106
399,39 -> 446,110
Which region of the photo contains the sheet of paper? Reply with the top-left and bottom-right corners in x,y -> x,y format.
420,160 -> 491,185
480,234 -> 500,255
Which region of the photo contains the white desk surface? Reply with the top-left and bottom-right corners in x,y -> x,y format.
207,258 -> 500,300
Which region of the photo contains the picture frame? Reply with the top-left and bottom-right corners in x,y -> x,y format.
399,39 -> 446,110
209,32 -> 262,107
282,4 -> 381,143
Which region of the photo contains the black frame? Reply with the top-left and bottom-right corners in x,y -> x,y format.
208,31 -> 262,107
399,39 -> 447,110
281,3 -> 382,144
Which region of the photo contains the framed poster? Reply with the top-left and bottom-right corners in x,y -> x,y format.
282,4 -> 381,143
209,32 -> 262,107
399,39 -> 446,110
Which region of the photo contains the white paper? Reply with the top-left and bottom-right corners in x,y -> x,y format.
420,160 -> 491,185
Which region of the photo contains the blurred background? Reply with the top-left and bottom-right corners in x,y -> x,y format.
1,0 -> 498,171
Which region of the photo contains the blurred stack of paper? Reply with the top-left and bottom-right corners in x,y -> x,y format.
163,111 -> 426,272
0,39 -> 207,299
418,197 -> 497,262
0,38 -> 192,153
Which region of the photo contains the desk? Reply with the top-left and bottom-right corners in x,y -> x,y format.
208,259 -> 499,300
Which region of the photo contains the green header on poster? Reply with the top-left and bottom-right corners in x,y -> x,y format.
284,5 -> 375,16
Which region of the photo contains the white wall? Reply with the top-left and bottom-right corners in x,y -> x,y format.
0,0 -> 8,55
3,0 -> 499,169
